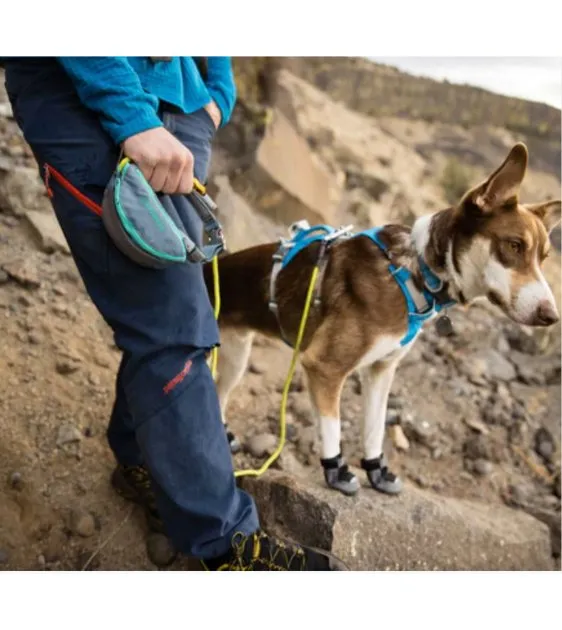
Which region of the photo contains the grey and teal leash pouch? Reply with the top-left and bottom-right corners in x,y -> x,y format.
101,158 -> 225,269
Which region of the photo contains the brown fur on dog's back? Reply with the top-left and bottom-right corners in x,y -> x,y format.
203,226 -> 413,352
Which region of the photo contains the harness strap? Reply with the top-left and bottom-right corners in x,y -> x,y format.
268,223 -> 353,347
269,251 -> 291,346
359,227 -> 455,346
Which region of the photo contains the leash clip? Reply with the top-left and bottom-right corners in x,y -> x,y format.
186,180 -> 227,263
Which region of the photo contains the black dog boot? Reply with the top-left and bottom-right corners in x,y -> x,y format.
361,454 -> 403,494
225,424 -> 241,454
321,454 -> 360,496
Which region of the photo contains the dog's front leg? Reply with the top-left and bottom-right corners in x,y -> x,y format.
303,360 -> 360,496
360,359 -> 403,494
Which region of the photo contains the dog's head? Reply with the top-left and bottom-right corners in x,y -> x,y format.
437,143 -> 560,326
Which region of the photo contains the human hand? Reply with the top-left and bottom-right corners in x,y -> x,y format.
204,100 -> 222,129
122,127 -> 195,194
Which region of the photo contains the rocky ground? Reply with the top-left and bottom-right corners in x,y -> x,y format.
0,63 -> 560,571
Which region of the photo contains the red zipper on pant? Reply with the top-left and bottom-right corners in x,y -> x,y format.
43,163 -> 103,217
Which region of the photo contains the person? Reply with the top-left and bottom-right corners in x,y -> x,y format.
2,56 -> 345,570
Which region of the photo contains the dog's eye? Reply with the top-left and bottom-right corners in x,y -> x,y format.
507,240 -> 523,254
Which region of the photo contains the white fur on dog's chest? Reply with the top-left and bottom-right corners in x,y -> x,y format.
357,333 -> 416,368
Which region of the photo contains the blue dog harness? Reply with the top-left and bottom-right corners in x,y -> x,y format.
268,222 -> 455,347
359,227 -> 455,345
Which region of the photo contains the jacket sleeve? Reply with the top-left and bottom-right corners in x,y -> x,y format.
204,57 -> 237,127
57,57 -> 163,144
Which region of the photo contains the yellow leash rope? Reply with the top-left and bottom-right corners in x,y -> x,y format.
209,255 -> 221,380
210,256 -> 319,479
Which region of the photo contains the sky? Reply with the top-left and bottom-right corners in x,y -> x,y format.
369,57 -> 562,109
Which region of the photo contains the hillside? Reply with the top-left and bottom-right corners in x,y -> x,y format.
0,59 -> 560,571
231,57 -> 561,178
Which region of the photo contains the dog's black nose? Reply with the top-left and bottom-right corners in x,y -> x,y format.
534,301 -> 560,326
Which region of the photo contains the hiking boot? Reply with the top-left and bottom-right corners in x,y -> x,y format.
201,530 -> 348,571
111,464 -> 165,533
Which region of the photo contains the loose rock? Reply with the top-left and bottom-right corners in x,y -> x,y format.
146,533 -> 177,568
296,426 -> 318,457
248,361 -> 265,375
1,258 -> 40,289
272,449 -> 304,474
56,423 -> 83,447
463,435 -> 491,461
25,210 -> 70,255
27,332 -> 41,345
290,395 -> 315,426
245,433 -> 278,458
286,423 -> 298,442
0,165 -> 50,216
483,349 -> 517,382
0,102 -> 13,118
402,414 -> 437,449
534,427 -> 555,462
390,425 -> 410,452
56,359 -> 80,375
0,548 -> 10,564
473,458 -> 493,476
387,394 -> 404,410
463,416 -> 490,435
18,294 -> 33,307
505,328 -> 539,355
8,471 -> 23,490
68,509 -> 97,538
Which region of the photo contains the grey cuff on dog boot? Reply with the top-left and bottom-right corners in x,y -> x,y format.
321,453 -> 360,496
361,454 -> 403,494
224,424 -> 241,454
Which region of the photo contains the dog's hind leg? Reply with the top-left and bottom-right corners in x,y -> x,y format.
359,358 -> 403,494
302,356 -> 360,496
215,327 -> 255,453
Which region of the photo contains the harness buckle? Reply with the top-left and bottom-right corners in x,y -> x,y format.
324,224 -> 354,242
425,277 -> 444,294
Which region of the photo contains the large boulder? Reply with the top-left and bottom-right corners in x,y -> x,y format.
242,470 -> 553,570
229,109 -> 344,227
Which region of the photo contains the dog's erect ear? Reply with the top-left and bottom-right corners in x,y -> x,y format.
524,199 -> 562,234
470,143 -> 528,212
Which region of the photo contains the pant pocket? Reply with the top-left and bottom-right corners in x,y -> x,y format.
43,162 -> 111,277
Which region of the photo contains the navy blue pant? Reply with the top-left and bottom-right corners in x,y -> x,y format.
4,59 -> 259,559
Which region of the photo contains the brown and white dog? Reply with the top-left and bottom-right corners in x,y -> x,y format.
203,143 -> 561,496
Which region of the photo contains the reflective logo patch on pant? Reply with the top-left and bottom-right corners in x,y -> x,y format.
163,359 -> 193,395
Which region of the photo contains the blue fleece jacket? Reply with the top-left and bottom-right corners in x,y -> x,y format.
57,57 -> 236,145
